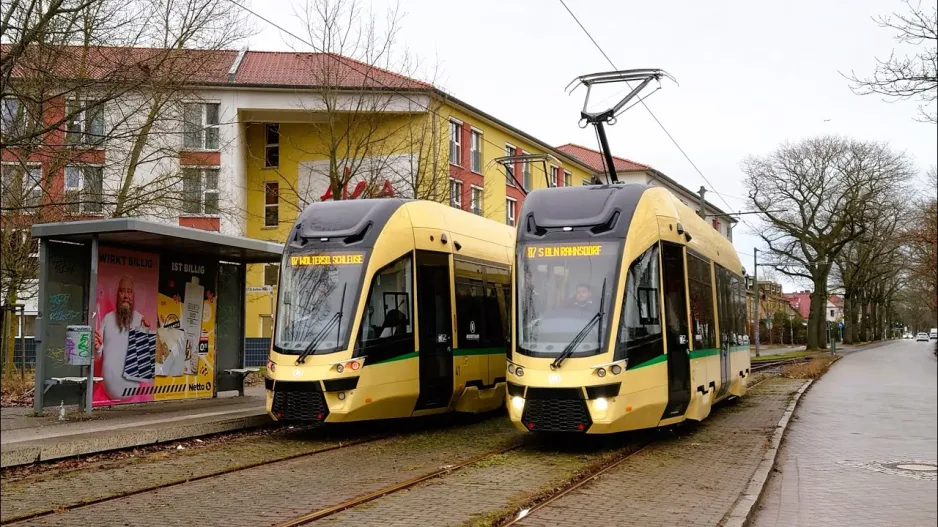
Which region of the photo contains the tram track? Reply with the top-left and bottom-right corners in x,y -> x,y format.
273,441 -> 525,526
0,433 -> 392,526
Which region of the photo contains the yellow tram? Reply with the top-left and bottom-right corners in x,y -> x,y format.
265,199 -> 514,423
506,185 -> 751,434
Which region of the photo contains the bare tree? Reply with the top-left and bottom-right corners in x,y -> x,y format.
743,136 -> 914,350
846,0 -> 938,123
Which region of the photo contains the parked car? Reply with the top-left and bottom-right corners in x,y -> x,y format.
903,333 -> 913,339
930,328 -> 937,340
916,332 -> 930,342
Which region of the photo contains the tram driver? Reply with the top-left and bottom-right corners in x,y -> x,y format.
565,283 -> 594,310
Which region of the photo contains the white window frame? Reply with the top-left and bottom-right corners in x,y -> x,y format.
505,143 -> 516,186
1,162 -> 43,211
564,170 -> 572,188
449,119 -> 462,166
1,96 -> 30,140
264,123 -> 279,168
522,155 -> 532,190
264,180 -> 279,227
505,197 -> 517,226
64,165 -> 104,214
264,263 -> 280,287
470,128 -> 483,174
66,99 -> 105,146
469,185 -> 483,216
550,165 -> 559,187
182,166 -> 220,216
449,178 -> 463,209
183,101 -> 220,151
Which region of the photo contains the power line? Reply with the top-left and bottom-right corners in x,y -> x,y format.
557,0 -> 760,235
223,0 -> 556,188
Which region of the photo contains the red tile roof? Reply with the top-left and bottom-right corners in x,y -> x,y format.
233,51 -> 431,90
555,143 -> 651,173
3,45 -> 431,90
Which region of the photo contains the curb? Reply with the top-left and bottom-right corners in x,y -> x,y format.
1,412 -> 271,468
722,379 -> 814,527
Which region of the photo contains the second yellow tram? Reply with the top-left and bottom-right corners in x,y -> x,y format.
266,199 -> 514,423
507,184 -> 751,434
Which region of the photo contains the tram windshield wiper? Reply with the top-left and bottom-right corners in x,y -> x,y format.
551,279 -> 606,370
295,283 -> 347,365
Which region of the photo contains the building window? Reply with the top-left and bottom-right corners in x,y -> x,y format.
470,129 -> 482,173
726,224 -> 733,242
449,120 -> 462,166
1,164 -> 42,210
582,178 -> 591,186
1,97 -> 31,141
712,218 -> 721,231
505,198 -> 516,226
505,144 -> 516,186
522,158 -> 532,190
450,178 -> 463,209
64,166 -> 103,214
564,170 -> 572,187
264,263 -> 279,287
260,315 -> 273,338
830,309 -> 835,318
66,100 -> 105,145
470,186 -> 483,216
183,102 -> 220,150
264,181 -> 279,227
550,166 -> 559,187
265,124 -> 279,168
182,167 -> 219,215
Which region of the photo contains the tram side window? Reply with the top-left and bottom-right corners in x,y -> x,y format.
715,265 -> 736,347
455,260 -> 486,349
687,254 -> 715,350
484,265 -> 511,349
731,274 -> 748,345
358,255 -> 413,350
615,244 -> 663,365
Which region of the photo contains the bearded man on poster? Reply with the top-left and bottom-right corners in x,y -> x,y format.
94,275 -> 151,399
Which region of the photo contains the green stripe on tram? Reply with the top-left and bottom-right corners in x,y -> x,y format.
629,354 -> 668,370
689,348 -> 720,359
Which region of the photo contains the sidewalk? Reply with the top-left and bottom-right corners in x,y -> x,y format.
754,339 -> 938,526
1,386 -> 269,468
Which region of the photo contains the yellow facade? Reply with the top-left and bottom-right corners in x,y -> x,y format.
242,97 -> 596,337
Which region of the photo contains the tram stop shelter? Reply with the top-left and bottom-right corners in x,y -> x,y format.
30,218 -> 282,415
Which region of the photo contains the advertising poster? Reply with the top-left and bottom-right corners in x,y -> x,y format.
93,247 -> 160,407
154,255 -> 217,401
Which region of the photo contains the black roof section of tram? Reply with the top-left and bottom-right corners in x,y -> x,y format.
517,184 -> 647,242
288,198 -> 408,250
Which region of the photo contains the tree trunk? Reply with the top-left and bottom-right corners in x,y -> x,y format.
807,287 -> 826,350
2,287 -> 18,376
843,292 -> 854,344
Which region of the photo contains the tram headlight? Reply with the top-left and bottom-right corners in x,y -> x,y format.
594,397 -> 608,412
336,364 -> 344,373
611,364 -> 622,375
337,391 -> 346,400
511,396 -> 525,411
596,367 -> 607,378
515,367 -> 524,377
267,360 -> 276,373
508,364 -> 515,374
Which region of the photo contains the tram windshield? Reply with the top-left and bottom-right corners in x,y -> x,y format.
274,250 -> 368,355
516,241 -> 620,357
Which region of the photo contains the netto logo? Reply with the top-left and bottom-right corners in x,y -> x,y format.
469,321 -> 476,334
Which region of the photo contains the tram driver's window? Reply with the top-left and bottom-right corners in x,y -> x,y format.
359,256 -> 413,346
616,244 -> 663,364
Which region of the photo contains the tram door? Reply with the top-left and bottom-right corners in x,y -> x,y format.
414,251 -> 454,410
661,242 -> 691,418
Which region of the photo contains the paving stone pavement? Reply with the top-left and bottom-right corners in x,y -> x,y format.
754,340 -> 938,527
1,431 -> 343,522
318,442 -> 634,527
515,377 -> 808,527
10,417 -> 519,527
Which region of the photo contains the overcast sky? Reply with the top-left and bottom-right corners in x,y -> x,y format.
246,0 -> 938,292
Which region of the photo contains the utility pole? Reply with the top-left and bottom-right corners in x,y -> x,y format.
789,311 -> 794,346
697,186 -> 707,219
753,248 -> 760,357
